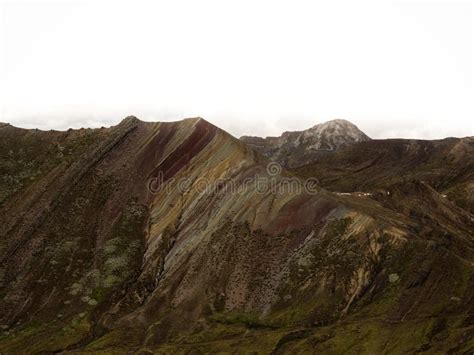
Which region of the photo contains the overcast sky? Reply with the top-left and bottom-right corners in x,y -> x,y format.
0,0 -> 473,139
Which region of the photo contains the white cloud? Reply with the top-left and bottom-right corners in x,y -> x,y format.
0,0 -> 473,139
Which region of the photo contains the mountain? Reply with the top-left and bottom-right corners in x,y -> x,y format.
240,119 -> 371,168
0,117 -> 473,353
292,137 -> 474,213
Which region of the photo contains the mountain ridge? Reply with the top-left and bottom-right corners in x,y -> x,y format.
0,116 -> 473,353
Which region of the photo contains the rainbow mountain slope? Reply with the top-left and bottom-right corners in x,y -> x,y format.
0,117 -> 473,353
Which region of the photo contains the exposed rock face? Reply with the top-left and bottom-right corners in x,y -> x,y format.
240,119 -> 371,167
0,117 -> 473,353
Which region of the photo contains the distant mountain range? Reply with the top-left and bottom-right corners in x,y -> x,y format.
0,117 -> 473,353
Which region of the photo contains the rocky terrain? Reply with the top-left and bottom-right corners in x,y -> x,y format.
293,137 -> 474,214
240,119 -> 371,168
0,117 -> 473,354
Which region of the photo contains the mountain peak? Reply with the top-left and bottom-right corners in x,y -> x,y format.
120,115 -> 142,125
316,118 -> 352,125
241,119 -> 370,167
307,118 -> 370,140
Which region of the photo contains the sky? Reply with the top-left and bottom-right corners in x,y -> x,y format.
0,0 -> 473,139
